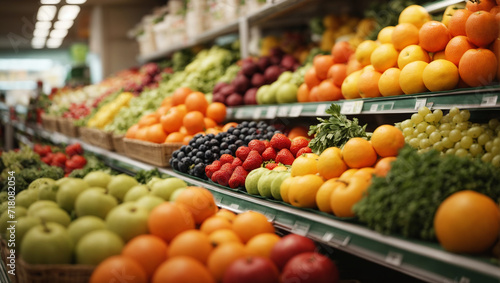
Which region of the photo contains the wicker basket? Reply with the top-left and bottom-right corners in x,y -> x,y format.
59,119 -> 79,138
124,138 -> 182,167
16,259 -> 94,283
55,117 -> 65,133
79,127 -> 115,151
112,134 -> 126,154
40,114 -> 59,132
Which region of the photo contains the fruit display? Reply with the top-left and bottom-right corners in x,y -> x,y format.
256,65 -> 308,105
86,92 -> 134,129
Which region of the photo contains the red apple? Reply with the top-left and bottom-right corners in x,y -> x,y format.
270,234 -> 317,270
223,256 -> 280,283
281,252 -> 339,283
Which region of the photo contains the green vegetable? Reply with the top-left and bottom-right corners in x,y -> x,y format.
353,146 -> 500,240
217,64 -> 241,84
134,168 -> 169,184
308,104 -> 368,154
68,154 -> 116,179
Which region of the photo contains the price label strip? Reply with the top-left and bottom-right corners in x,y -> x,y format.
266,106 -> 278,119
277,106 -> 289,117
369,102 -> 394,112
213,195 -> 223,205
229,203 -> 240,211
252,108 -> 262,120
235,109 -> 245,119
385,252 -> 403,266
341,101 -> 363,114
315,104 -> 328,116
481,95 -> 498,106
291,221 -> 310,236
322,232 -> 350,247
226,108 -> 234,118
414,98 -> 427,110
289,105 -> 303,117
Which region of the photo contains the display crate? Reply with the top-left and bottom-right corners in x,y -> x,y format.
112,134 -> 126,154
79,127 -> 114,151
59,119 -> 79,138
123,138 -> 182,167
40,115 -> 59,132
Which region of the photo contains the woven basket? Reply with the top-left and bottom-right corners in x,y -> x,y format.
16,259 -> 94,283
55,117 -> 65,133
59,119 -> 79,138
112,134 -> 126,154
124,138 -> 182,167
40,114 -> 59,132
79,127 -> 115,151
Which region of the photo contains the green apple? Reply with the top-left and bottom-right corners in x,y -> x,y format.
278,71 -> 293,83
0,202 -> 8,215
20,222 -> 72,264
55,177 -> 78,186
35,207 -> 71,227
28,200 -> 59,216
271,172 -> 291,201
146,177 -> 163,189
28,178 -> 55,191
38,183 -> 59,201
169,187 -> 187,202
16,189 -> 38,208
0,191 -> 8,203
83,171 -> 112,188
123,185 -> 150,202
14,216 -> 41,249
151,178 -> 187,201
135,195 -> 164,212
75,188 -> 118,219
107,174 -> 139,202
76,229 -> 124,265
106,202 -> 149,242
262,83 -> 279,104
0,206 -> 27,234
68,216 -> 106,245
245,168 -> 269,195
276,82 -> 298,104
256,85 -> 270,105
258,171 -> 278,198
56,178 -> 89,212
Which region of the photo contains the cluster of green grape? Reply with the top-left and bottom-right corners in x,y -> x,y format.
396,106 -> 500,167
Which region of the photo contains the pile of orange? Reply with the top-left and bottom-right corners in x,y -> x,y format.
90,186 -> 278,283
125,87 -> 235,145
340,2 -> 499,99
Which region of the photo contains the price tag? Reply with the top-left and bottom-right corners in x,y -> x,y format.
322,232 -> 350,247
341,101 -> 363,114
266,106 -> 278,119
415,98 -> 427,110
278,106 -> 289,117
315,104 -> 328,116
289,105 -> 303,117
291,221 -> 310,236
214,195 -> 223,204
226,108 -> 233,118
481,95 -> 498,106
252,108 -> 262,120
235,109 -> 245,119
385,252 -> 403,266
229,203 -> 240,210
264,212 -> 276,222
370,104 -> 378,112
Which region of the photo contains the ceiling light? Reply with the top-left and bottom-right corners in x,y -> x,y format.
32,45 -> 44,49
66,0 -> 87,4
33,28 -> 50,38
54,20 -> 73,30
31,37 -> 46,45
37,5 -> 57,21
50,29 -> 68,38
47,38 -> 63,48
35,21 -> 52,30
41,0 -> 60,4
58,5 -> 80,21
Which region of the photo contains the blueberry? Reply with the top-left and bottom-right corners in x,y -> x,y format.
222,137 -> 230,143
212,152 -> 220,160
220,142 -> 229,150
233,129 -> 241,136
227,127 -> 235,134
199,144 -> 207,151
258,121 -> 267,128
248,121 -> 257,128
228,144 -> 237,152
206,133 -> 215,139
170,159 -> 179,170
191,155 -> 198,163
172,151 -> 179,159
194,133 -> 204,139
205,150 -> 213,159
177,151 -> 186,159
194,158 -> 203,164
241,128 -> 248,135
212,146 -> 220,153
180,145 -> 187,152
195,139 -> 204,147
193,163 -> 205,178
196,151 -> 204,159
178,162 -> 188,172
223,149 -> 233,155
209,139 -> 219,147
266,125 -> 275,132
240,121 -> 249,128
265,133 -> 274,140
235,140 -> 244,147
185,145 -> 193,152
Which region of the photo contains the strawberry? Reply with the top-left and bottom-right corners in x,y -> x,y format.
296,147 -> 313,158
219,154 -> 234,165
265,162 -> 278,170
242,150 -> 263,171
236,146 -> 251,162
220,163 -> 236,175
290,138 -> 310,156
270,133 -> 291,150
231,157 -> 243,167
275,148 -> 295,165
212,170 -> 231,186
262,147 -> 277,161
263,140 -> 271,148
248,140 -> 266,154
205,160 -> 222,178
228,166 -> 248,189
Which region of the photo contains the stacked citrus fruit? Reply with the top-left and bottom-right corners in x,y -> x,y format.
124,87 -> 228,145
280,124 -> 405,217
341,2 -> 499,98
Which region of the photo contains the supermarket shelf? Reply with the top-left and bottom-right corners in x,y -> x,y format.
10,122 -> 500,283
226,86 -> 500,120
424,0 -> 465,13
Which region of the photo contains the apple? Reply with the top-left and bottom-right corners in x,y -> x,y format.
256,85 -> 270,105
150,178 -> 187,201
0,207 -> 27,234
257,171 -> 278,198
28,200 -> 59,216
223,256 -> 280,283
16,189 -> 38,208
276,83 -> 298,104
281,252 -> 339,283
270,234 -> 317,270
123,185 -> 150,202
76,229 -> 124,265
55,177 -> 78,186
28,177 -> 55,191
107,174 -> 139,202
0,202 -> 8,215
135,195 -> 165,212
277,71 -> 293,83
0,191 -> 8,202
106,202 -> 149,242
262,83 -> 279,104
169,187 -> 186,202
270,172 -> 290,201
56,178 -> 89,212
35,207 -> 71,227
83,171 -> 112,188
20,222 -> 73,264
245,168 -> 269,195
75,188 -> 118,219
37,182 -> 59,201
14,216 -> 41,249
68,215 -> 106,245
146,177 -> 163,189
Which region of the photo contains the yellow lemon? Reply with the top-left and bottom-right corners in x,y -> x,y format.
370,43 -> 399,72
291,155 -> 318,177
399,61 -> 429,94
279,177 -> 294,204
398,44 -> 430,69
377,26 -> 395,44
355,40 -> 380,66
398,5 -> 432,28
288,175 -> 324,209
341,70 -> 363,99
432,51 -> 446,61
378,68 -> 404,97
422,59 -> 459,91
315,178 -> 339,213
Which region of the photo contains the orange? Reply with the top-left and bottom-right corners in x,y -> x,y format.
422,59 -> 460,91
208,229 -> 242,247
448,9 -> 472,37
160,109 -> 184,133
152,256 -> 215,283
445,36 -> 476,66
374,156 -> 397,177
341,70 -> 362,99
370,125 -> 405,157
370,43 -> 399,72
316,80 -> 343,101
121,235 -> 168,280
327,64 -> 348,87
179,126 -> 188,135
358,68 -> 382,98
207,243 -> 247,282
135,126 -> 149,141
146,123 -> 168,143
432,51 -> 446,60
148,202 -> 195,242
317,147 -> 347,179
287,126 -> 310,140
377,26 -> 395,44
204,117 -> 217,129
309,86 -> 319,101
494,38 -> 500,81
172,87 -> 193,106
398,5 -> 431,28
205,102 -> 226,124
175,104 -> 188,117
465,11 -> 499,47
341,138 -> 377,168
434,190 -> 500,253
313,55 -> 335,80
245,233 -> 280,258
315,178 -> 338,213
215,209 -> 236,222
297,83 -> 310,103
183,111 -> 205,135
138,113 -> 160,128
392,23 -> 420,51
340,168 -> 358,180
89,255 -> 147,283
125,124 -> 139,139
378,68 -> 404,97
332,41 -> 355,63
161,96 -> 173,107
175,186 -> 217,225
459,48 -> 498,87
204,128 -> 219,135
168,230 -> 213,264
465,0 -> 497,12
182,135 -> 193,145
355,40 -> 380,66
398,45 -> 430,69
222,122 -> 238,132
200,216 -> 232,234
399,61 -> 429,94
156,105 -> 171,116
232,211 -> 274,243
185,92 -> 209,115
165,132 -> 185,143
304,67 -> 322,89
346,55 -> 363,74
291,154 -> 319,177
418,21 -> 451,52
